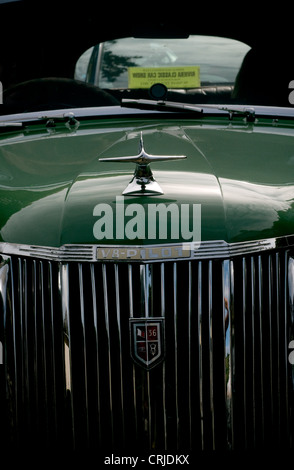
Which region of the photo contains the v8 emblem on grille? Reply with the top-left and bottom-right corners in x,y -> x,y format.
129,318 -> 165,369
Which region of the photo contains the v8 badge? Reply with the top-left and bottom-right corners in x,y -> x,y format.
129,317 -> 165,369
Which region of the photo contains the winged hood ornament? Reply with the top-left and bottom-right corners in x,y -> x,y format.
99,133 -> 187,196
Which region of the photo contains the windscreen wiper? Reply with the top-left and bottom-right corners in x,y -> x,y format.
121,98 -> 203,114
121,82 -> 204,114
121,98 -> 256,121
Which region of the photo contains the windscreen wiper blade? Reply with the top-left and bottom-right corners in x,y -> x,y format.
121,98 -> 256,121
121,98 -> 203,114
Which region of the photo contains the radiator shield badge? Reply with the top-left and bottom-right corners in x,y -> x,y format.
130,318 -> 164,369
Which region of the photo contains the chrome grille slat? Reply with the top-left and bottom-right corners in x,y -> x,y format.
208,260 -> 215,449
48,261 -> 58,440
128,264 -> 139,443
276,252 -> 281,443
114,264 -> 126,446
285,253 -> 291,442
59,263 -> 74,447
188,261 -> 192,449
222,259 -> 234,449
241,257 -> 247,448
268,255 -> 274,437
32,260 -> 38,430
173,262 -> 180,449
19,259 -> 29,423
1,250 -> 294,450
78,263 -> 90,444
258,256 -> 265,441
128,264 -> 134,318
250,256 -> 256,446
160,262 -> 167,450
90,263 -> 101,443
9,257 -> 18,440
288,256 -> 294,448
198,261 -> 204,450
101,263 -> 114,447
40,261 -> 49,441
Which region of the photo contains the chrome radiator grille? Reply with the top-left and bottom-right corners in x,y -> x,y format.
1,248 -> 294,451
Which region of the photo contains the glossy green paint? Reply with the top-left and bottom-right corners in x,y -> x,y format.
1,115 -> 294,247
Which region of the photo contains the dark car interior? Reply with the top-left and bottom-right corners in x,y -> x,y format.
0,1 -> 292,114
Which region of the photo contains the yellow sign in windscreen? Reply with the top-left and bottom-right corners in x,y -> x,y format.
128,66 -> 200,89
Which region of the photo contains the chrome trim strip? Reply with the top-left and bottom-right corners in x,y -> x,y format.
242,257 -> 247,449
139,264 -> 153,446
102,263 -> 114,446
147,371 -> 152,449
258,256 -> 265,441
9,256 -> 18,437
140,264 -> 153,317
198,261 -> 204,450
1,104 -> 294,125
208,260 -> 215,449
90,263 -> 102,442
58,263 -> 74,445
229,260 -> 235,450
39,261 -> 49,440
268,255 -> 274,435
284,252 -> 289,442
78,263 -> 90,442
188,261 -> 192,448
160,262 -> 167,450
19,259 -> 29,419
128,264 -> 134,318
276,252 -> 281,444
250,256 -> 256,447
0,258 -> 9,366
287,255 -> 294,441
0,236 -> 290,263
114,264 -> 126,445
173,262 -> 180,448
128,264 -> 139,442
48,261 -> 58,437
222,259 -> 233,449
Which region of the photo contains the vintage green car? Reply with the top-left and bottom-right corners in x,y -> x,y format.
0,0 -> 293,455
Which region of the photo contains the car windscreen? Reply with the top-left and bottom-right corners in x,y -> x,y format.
75,36 -> 251,90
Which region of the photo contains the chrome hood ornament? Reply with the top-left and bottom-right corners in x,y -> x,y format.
99,133 -> 187,196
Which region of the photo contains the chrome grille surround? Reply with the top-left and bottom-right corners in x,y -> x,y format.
0,237 -> 294,451
0,236 -> 285,262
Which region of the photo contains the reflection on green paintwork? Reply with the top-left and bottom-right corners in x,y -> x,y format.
1,117 -> 294,247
